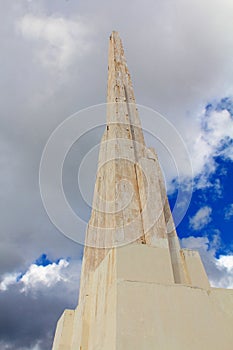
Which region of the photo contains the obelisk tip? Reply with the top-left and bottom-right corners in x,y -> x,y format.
110,30 -> 120,40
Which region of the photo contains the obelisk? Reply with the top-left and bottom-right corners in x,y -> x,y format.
52,32 -> 233,350
82,31 -> 186,279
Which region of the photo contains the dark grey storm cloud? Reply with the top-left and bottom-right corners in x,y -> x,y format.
0,279 -> 79,350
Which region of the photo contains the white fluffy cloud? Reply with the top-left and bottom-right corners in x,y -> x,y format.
144,99 -> 233,195
0,273 -> 19,291
217,255 -> 233,271
17,14 -> 93,70
190,108 -> 233,179
0,258 -> 81,295
225,204 -> 233,220
170,105 -> 233,191
189,206 -> 212,231
181,235 -> 233,289
20,259 -> 69,293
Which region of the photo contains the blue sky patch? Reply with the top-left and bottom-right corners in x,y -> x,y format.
170,153 -> 233,257
34,254 -> 53,267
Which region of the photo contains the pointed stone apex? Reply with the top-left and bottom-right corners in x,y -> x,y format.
109,31 -> 123,48
110,30 -> 120,39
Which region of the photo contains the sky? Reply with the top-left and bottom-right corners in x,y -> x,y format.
0,0 -> 233,349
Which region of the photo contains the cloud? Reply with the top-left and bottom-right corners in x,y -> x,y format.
181,234 -> 233,289
19,259 -> 69,293
212,178 -> 223,198
29,343 -> 43,350
0,273 -> 19,292
224,204 -> 233,220
17,14 -> 93,70
189,206 -> 212,231
144,97 -> 233,194
217,255 -> 233,272
0,255 -> 81,295
0,255 -> 81,349
181,100 -> 233,189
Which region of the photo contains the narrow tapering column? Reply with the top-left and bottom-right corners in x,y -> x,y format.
81,31 -> 186,281
52,32 -> 233,350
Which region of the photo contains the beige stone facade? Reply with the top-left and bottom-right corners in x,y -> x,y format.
52,32 -> 233,350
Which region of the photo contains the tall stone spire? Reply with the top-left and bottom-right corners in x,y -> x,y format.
83,31 -> 185,282
107,31 -> 145,146
52,32 -> 233,350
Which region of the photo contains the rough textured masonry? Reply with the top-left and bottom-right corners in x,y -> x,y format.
52,32 -> 233,350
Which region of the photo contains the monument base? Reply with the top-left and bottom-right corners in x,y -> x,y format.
52,244 -> 233,350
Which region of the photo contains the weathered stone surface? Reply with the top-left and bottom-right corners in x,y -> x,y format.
52,310 -> 74,350
52,32 -> 233,350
